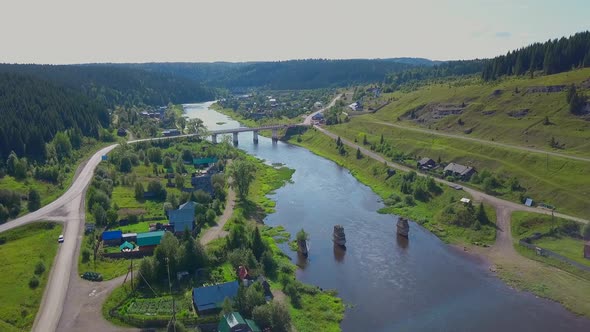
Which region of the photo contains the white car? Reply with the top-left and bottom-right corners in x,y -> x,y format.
58,235 -> 64,243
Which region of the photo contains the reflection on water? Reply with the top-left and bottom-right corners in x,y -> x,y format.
184,102 -> 590,332
333,245 -> 346,263
396,234 -> 410,250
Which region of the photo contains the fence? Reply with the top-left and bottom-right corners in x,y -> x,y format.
108,292 -> 219,330
518,239 -> 590,272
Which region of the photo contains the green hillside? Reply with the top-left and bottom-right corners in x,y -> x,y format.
369,68 -> 590,157
326,69 -> 590,217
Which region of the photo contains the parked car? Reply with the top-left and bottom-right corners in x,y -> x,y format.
81,272 -> 103,282
58,235 -> 64,243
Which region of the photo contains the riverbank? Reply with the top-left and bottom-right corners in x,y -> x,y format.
99,140 -> 344,331
287,128 -> 497,246
288,128 -> 590,319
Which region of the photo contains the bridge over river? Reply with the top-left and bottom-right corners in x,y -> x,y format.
209,123 -> 305,144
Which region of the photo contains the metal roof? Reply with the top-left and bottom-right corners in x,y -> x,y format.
136,231 -> 165,246
193,281 -> 239,312
193,157 -> 218,165
102,230 -> 122,241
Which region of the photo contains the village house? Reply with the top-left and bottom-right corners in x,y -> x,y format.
585,241 -> 590,260
162,128 -> 181,137
193,157 -> 218,169
417,157 -> 436,170
443,162 -> 476,179
136,230 -> 165,252
348,101 -> 363,111
101,230 -> 123,246
218,312 -> 261,332
168,201 -> 196,234
192,280 -> 240,315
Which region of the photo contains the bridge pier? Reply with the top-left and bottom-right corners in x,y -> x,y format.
272,128 -> 278,142
212,134 -> 217,144
233,132 -> 239,146
253,130 -> 259,144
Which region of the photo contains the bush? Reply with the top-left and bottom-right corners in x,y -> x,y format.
29,276 -> 39,289
34,261 -> 46,275
82,249 -> 91,263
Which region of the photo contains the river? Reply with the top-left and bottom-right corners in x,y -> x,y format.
184,102 -> 589,332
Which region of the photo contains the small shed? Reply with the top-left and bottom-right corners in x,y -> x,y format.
119,241 -> 135,252
218,312 -> 261,332
584,241 -> 590,260
525,198 -> 533,207
122,232 -> 137,243
102,230 -> 123,246
460,197 -> 471,204
417,157 -> 436,169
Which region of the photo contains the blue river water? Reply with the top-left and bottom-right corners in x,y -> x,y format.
184,102 -> 589,332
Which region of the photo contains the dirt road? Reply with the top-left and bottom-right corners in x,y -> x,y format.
371,120 -> 590,163
303,95 -> 341,125
200,187 -> 235,245
314,124 -> 588,224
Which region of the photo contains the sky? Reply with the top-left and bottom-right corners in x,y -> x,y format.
1,0 -> 589,64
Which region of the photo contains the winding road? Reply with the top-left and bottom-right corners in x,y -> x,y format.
0,94 -> 587,332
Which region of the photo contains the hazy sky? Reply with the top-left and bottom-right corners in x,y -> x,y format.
1,0 -> 589,64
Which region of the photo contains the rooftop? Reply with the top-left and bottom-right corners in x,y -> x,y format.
136,230 -> 165,246
193,281 -> 239,312
102,230 -> 122,241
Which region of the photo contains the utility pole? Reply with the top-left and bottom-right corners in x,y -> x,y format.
130,258 -> 134,293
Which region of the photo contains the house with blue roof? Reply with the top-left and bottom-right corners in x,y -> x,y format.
192,281 -> 239,315
102,230 -> 123,246
168,201 -> 196,234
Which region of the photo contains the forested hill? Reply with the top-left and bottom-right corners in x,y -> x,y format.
0,64 -> 216,107
120,59 -> 428,90
0,72 -> 109,160
482,31 -> 590,80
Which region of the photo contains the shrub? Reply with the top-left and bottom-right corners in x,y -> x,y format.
34,261 -> 46,275
82,249 -> 91,263
29,276 -> 39,289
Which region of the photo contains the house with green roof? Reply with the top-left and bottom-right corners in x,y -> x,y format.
193,157 -> 218,168
218,312 -> 261,332
136,230 -> 165,251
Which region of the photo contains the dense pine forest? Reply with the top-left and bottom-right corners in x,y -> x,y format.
0,72 -> 109,160
384,59 -> 487,90
482,31 -> 590,80
121,59 -> 427,90
0,64 -> 216,107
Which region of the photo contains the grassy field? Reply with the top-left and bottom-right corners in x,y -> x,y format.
511,211 -> 589,268
370,68 -> 590,156
498,211 -> 590,317
327,119 -> 590,217
0,222 -> 62,331
288,128 -> 497,246
77,234 -> 131,281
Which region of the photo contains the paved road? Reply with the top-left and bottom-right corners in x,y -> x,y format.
303,94 -> 341,125
370,120 -> 590,163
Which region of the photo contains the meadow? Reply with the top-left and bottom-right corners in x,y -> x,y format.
0,222 -> 62,331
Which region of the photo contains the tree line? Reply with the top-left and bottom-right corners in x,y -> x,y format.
0,64 -> 217,108
0,72 -> 109,160
482,31 -> 590,80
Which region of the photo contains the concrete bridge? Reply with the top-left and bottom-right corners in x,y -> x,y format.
210,124 -> 304,144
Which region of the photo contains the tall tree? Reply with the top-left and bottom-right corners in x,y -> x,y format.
227,159 -> 256,200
